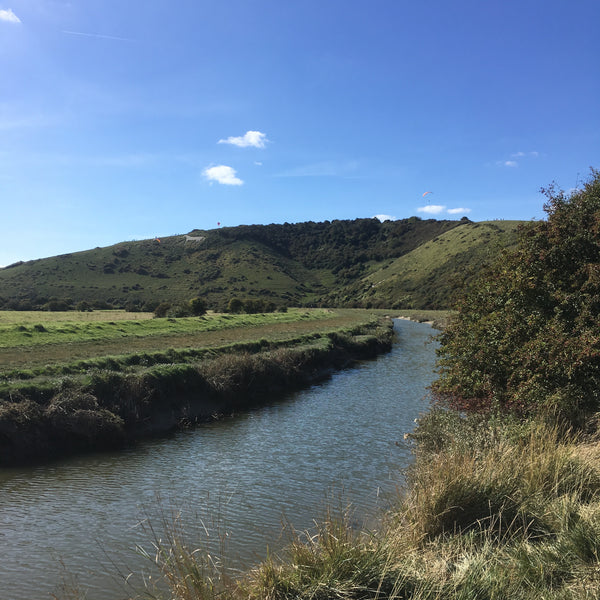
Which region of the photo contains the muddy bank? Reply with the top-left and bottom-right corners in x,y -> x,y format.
0,320 -> 394,466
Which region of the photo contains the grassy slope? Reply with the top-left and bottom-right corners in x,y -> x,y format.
0,219 -> 524,311
360,220 -> 523,308
0,234 -> 314,307
0,235 -> 330,310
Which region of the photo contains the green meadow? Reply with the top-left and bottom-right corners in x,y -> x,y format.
0,308 -> 375,373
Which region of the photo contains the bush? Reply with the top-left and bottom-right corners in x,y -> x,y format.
154,302 -> 171,318
189,297 -> 207,316
434,169 -> 600,424
227,297 -> 244,313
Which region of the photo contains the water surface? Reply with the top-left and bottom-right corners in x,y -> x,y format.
0,319 -> 438,599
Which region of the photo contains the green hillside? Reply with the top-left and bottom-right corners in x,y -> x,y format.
359,220 -> 523,308
0,217 -> 524,311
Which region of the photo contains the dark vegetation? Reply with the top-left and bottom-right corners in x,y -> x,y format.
0,216 -> 521,312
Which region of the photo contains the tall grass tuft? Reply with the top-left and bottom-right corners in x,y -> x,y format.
136,509 -> 233,600
401,422 -> 600,541
242,503 -> 414,600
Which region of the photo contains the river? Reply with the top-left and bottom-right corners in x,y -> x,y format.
0,319 -> 438,600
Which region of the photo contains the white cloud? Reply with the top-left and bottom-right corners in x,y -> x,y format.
447,207 -> 472,215
218,130 -> 268,148
203,165 -> 243,186
0,8 -> 21,23
496,152 -> 539,168
374,214 -> 396,222
417,204 -> 446,215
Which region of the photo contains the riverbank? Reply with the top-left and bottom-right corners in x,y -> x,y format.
122,412 -> 600,600
232,413 -> 600,600
0,310 -> 395,465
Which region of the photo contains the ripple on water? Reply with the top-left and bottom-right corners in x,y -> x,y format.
0,319 -> 438,600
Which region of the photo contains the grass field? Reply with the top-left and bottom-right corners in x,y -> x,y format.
0,308 -> 376,371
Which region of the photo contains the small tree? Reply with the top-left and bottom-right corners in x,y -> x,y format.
153,302 -> 171,318
189,297 -> 207,316
227,298 -> 244,313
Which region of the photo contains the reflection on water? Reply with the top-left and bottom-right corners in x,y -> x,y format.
0,319 -> 438,600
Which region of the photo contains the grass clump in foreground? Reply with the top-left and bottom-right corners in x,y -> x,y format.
113,413 -> 600,600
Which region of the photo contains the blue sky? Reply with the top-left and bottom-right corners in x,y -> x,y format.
1,0 -> 599,266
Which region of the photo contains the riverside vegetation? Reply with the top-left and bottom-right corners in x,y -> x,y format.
0,308 -> 395,465
48,171 -> 600,599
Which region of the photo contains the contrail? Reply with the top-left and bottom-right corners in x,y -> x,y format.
62,30 -> 134,42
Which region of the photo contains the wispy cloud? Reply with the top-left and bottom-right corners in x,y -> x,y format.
496,151 -> 540,168
0,8 -> 21,23
203,165 -> 243,186
218,130 -> 268,148
447,207 -> 472,215
511,151 -> 539,158
62,30 -> 134,42
374,214 -> 396,222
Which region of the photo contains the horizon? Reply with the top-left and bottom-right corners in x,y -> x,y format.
2,1 -> 599,266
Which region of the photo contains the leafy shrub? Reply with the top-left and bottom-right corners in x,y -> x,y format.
154,302 -> 172,318
227,297 -> 244,313
189,297 -> 207,316
434,169 -> 600,424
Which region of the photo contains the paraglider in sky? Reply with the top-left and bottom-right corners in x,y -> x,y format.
422,191 -> 433,198
155,237 -> 161,243
217,222 -> 221,227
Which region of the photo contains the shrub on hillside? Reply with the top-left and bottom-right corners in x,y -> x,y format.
434,169 -> 600,424
188,296 -> 207,316
153,302 -> 171,318
225,297 -> 278,314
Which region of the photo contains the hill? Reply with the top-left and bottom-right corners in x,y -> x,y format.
0,217 -> 523,311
